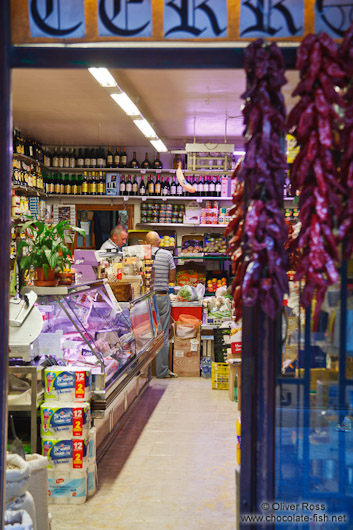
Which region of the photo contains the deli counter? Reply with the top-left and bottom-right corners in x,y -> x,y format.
17,280 -> 164,455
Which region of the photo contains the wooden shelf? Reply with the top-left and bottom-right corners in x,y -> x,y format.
13,152 -> 48,170
12,185 -> 47,198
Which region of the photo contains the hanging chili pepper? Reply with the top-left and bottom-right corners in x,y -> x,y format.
228,39 -> 289,320
288,31 -> 344,315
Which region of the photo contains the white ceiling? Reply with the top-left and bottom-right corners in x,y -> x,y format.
12,68 -> 299,150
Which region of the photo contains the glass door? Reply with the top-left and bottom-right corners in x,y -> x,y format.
276,257 -> 353,525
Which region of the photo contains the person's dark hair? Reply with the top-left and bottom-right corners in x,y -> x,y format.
110,225 -> 128,238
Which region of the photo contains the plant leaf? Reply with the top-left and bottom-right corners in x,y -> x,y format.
43,263 -> 49,279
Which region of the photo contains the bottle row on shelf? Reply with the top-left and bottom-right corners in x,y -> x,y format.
12,166 -> 232,199
121,173 -> 225,198
13,130 -> 164,170
12,157 -> 46,192
50,148 -> 164,170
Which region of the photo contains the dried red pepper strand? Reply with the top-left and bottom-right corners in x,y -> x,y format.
318,72 -> 345,106
306,130 -> 319,161
245,200 -> 264,238
320,222 -> 339,261
314,88 -> 330,117
321,56 -> 346,79
313,158 -> 328,195
313,188 -> 328,221
324,258 -> 339,284
347,161 -> 353,188
296,34 -> 316,69
296,102 -> 315,140
309,41 -> 323,79
287,95 -> 312,131
318,32 -> 339,60
317,114 -> 332,147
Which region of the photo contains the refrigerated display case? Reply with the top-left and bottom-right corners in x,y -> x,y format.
21,280 -> 164,452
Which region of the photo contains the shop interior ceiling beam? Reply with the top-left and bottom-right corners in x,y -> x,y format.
9,45 -> 298,70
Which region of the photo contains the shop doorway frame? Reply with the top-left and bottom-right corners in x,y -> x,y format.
1,1 -> 300,524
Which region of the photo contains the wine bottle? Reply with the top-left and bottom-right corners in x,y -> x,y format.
176,178 -> 183,197
69,148 -> 76,168
114,146 -> 120,168
72,174 -> 78,196
125,175 -> 132,196
120,147 -> 128,168
199,176 -> 204,197
162,176 -> 170,196
97,147 -> 105,168
193,175 -> 199,197
52,147 -> 59,168
141,152 -> 151,169
106,146 -> 113,168
170,175 -> 177,196
58,148 -> 64,168
216,176 -> 222,197
155,174 -> 161,196
152,153 -> 163,169
209,175 -> 216,196
78,174 -> 83,195
139,177 -> 146,196
92,172 -> 98,195
65,174 -> 71,195
64,148 -> 70,168
59,173 -> 65,194
82,171 -> 88,195
84,148 -> 91,168
77,148 -> 84,168
90,148 -> 97,168
203,176 -> 210,197
148,174 -> 155,196
129,151 -> 140,169
132,174 -> 138,196
120,175 -> 126,196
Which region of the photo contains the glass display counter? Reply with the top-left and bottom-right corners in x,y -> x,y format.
22,280 -> 164,419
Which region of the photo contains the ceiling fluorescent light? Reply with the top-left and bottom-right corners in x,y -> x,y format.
133,119 -> 157,139
150,139 -> 168,153
110,93 -> 140,116
234,150 -> 246,156
88,67 -> 117,87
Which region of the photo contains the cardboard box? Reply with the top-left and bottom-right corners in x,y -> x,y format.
184,202 -> 201,224
173,331 -> 200,376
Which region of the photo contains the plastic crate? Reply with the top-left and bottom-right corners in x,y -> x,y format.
212,362 -> 229,389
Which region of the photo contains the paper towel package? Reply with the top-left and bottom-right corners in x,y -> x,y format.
40,402 -> 90,439
42,437 -> 88,471
47,469 -> 88,505
44,367 -> 92,402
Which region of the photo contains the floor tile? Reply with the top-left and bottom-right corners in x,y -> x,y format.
50,378 -> 237,529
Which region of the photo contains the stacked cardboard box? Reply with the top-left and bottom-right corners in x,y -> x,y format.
173,330 -> 201,377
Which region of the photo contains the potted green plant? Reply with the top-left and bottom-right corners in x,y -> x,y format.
17,218 -> 85,286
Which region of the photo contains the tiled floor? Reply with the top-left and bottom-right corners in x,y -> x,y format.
50,377 -> 238,530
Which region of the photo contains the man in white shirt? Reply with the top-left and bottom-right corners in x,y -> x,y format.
99,225 -> 128,252
146,231 -> 177,379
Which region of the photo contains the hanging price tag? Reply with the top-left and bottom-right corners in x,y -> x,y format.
72,408 -> 83,437
72,440 -> 84,469
75,371 -> 85,399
